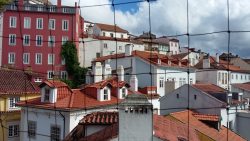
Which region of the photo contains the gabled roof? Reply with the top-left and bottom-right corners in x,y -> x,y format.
170,110 -> 246,141
171,52 -> 189,60
80,112 -> 118,125
84,77 -> 130,89
95,23 -> 128,33
232,82 -> 250,92
0,69 -> 39,95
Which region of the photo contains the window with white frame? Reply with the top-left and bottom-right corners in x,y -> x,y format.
34,77 -> 42,83
47,71 -> 54,79
23,35 -> 30,46
37,5 -> 43,11
103,89 -> 109,100
190,78 -> 193,84
49,19 -> 56,30
121,34 -> 124,38
159,79 -> 164,88
44,88 -> 50,101
119,46 -> 122,50
9,34 -> 16,45
9,17 -> 16,28
9,97 -> 20,109
28,121 -> 36,138
49,6 -> 56,12
62,20 -> 69,31
104,43 -> 108,48
61,58 -> 65,65
48,54 -> 55,65
51,125 -> 60,141
36,18 -> 43,29
8,124 -> 19,137
62,36 -> 68,45
36,35 -> 43,46
110,33 -> 114,37
60,71 -> 67,79
23,53 -> 30,64
8,53 -> 15,64
121,88 -> 126,98
24,5 -> 31,10
24,17 -> 31,29
48,36 -> 55,47
35,53 -> 42,64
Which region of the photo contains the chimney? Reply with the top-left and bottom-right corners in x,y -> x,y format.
216,53 -> 219,66
130,75 -> 138,91
119,94 -> 153,141
103,64 -> 111,80
57,0 -> 61,7
117,65 -> 124,81
203,54 -> 210,69
94,62 -> 103,83
125,44 -> 133,56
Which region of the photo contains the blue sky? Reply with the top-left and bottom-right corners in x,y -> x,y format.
109,0 -> 140,13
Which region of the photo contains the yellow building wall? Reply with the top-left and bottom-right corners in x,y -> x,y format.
0,94 -> 40,141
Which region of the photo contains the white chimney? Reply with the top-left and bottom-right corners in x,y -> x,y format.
94,62 -> 103,83
103,64 -> 111,80
117,65 -> 124,81
125,44 -> 133,56
130,75 -> 138,91
203,55 -> 210,69
216,53 -> 219,66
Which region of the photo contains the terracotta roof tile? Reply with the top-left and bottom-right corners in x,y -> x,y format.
232,83 -> 250,92
170,110 -> 246,141
0,69 -> 39,94
95,23 -> 128,33
192,113 -> 219,121
192,83 -> 227,95
80,112 -> 118,125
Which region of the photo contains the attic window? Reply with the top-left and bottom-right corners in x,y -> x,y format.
44,89 -> 50,102
103,89 -> 109,100
176,94 -> 179,99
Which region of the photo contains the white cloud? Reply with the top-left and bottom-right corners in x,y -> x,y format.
56,0 -> 250,57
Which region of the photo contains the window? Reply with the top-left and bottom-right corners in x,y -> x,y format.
37,5 -> 43,11
176,93 -> 179,99
121,34 -> 123,38
62,20 -> 69,31
110,33 -> 114,37
119,46 -> 122,50
63,8 -> 69,13
9,97 -> 20,109
44,88 -> 50,101
23,53 -> 30,64
236,74 -> 238,80
34,78 -> 42,83
103,32 -> 106,36
24,17 -> 31,29
241,75 -> 243,80
36,35 -> 43,46
103,89 -> 109,100
60,71 -> 67,79
231,74 -> 234,80
9,17 -> 16,28
49,6 -> 56,12
47,71 -> 54,79
8,124 -> 19,137
9,34 -> 16,45
28,121 -> 36,138
96,53 -> 101,58
49,19 -> 56,30
194,94 -> 197,100
121,88 -> 126,98
48,36 -> 55,47
62,36 -> 68,45
190,78 -> 193,84
48,54 -> 55,65
159,79 -> 164,88
10,4 -> 17,10
51,126 -> 60,141
24,5 -> 31,10
104,43 -> 108,48
8,53 -> 15,64
36,18 -> 43,29
23,35 -> 30,46
35,53 -> 42,64
61,58 -> 65,65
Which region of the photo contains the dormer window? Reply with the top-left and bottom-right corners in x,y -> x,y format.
44,89 -> 50,102
122,88 -> 126,98
103,89 -> 108,100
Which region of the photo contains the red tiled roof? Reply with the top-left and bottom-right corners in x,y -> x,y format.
170,110 -> 246,141
138,86 -> 160,99
95,23 -> 128,33
232,83 -> 250,92
80,112 -> 118,125
94,50 -> 193,69
0,69 -> 39,95
192,113 -> 219,122
84,77 -> 129,89
39,80 -> 69,88
192,83 -> 227,95
17,89 -> 121,110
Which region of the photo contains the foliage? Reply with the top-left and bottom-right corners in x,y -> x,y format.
0,0 -> 10,11
61,41 -> 87,88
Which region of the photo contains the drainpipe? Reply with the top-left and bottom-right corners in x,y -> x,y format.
59,111 -> 65,138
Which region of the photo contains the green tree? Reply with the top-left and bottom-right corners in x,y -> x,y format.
61,41 -> 87,88
0,0 -> 10,11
